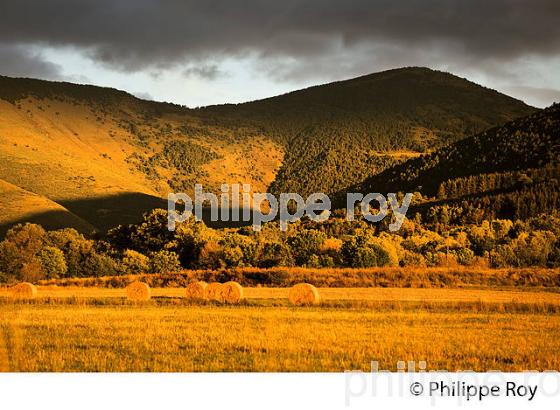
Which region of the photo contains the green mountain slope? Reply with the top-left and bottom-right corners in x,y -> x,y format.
201,67 -> 536,195
356,103 -> 560,222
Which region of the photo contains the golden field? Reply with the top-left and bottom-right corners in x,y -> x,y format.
37,266 -> 560,289
1,286 -> 560,372
3,285 -> 560,304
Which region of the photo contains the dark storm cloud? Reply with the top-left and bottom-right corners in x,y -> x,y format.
0,45 -> 63,79
0,0 -> 558,74
182,64 -> 226,80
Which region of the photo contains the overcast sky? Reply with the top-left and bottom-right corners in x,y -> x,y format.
1,0 -> 559,107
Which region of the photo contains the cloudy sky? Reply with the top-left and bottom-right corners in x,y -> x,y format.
1,0 -> 559,107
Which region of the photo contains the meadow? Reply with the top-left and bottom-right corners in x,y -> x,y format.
1,285 -> 560,372
36,267 -> 560,289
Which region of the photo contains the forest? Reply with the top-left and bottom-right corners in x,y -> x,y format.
1,206 -> 559,284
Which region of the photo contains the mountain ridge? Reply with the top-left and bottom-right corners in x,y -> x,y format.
352,103 -> 560,224
0,67 -> 539,234
199,67 -> 537,196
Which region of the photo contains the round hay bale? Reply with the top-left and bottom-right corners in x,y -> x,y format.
126,281 -> 151,301
186,281 -> 208,301
221,281 -> 244,304
10,282 -> 38,299
288,283 -> 321,306
205,282 -> 224,302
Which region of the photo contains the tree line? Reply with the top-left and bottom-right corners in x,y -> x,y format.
1,208 -> 559,284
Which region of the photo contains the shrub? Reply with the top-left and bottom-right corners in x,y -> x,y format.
198,241 -> 225,269
400,250 -> 426,267
288,229 -> 327,265
402,229 -> 443,254
38,246 -> 68,279
257,242 -> 293,268
219,233 -> 257,267
122,249 -> 150,274
149,250 -> 181,273
0,223 -> 47,282
19,260 -> 44,283
83,253 -> 123,277
0,241 -> 21,280
454,248 -> 475,266
425,252 -> 458,268
342,231 -> 399,267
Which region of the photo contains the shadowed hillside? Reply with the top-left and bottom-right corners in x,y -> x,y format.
0,68 -> 537,234
358,104 -> 560,195
354,103 -> 560,222
0,178 -> 95,236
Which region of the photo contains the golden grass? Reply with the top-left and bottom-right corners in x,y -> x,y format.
39,267 -> 560,289
0,302 -> 559,372
1,285 -> 559,371
2,286 -> 560,305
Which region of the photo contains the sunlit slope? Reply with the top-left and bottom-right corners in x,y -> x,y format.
0,98 -> 160,198
0,96 -> 162,232
0,77 -> 283,233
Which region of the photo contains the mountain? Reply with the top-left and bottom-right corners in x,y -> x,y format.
0,76 -> 283,234
201,67 -> 536,196
0,67 -> 536,234
355,103 -> 560,222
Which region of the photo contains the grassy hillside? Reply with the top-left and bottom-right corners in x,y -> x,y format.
0,178 -> 94,235
201,67 -> 536,195
356,103 -> 560,222
0,76 -> 282,233
0,68 -> 536,234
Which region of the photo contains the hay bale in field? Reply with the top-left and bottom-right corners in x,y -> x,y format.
288,283 -> 321,306
221,281 -> 244,304
186,281 -> 208,301
9,282 -> 38,299
126,281 -> 151,301
205,282 -> 224,302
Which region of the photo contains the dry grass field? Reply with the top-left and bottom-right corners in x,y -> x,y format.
38,266 -> 560,289
1,286 -> 560,372
3,285 -> 560,304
